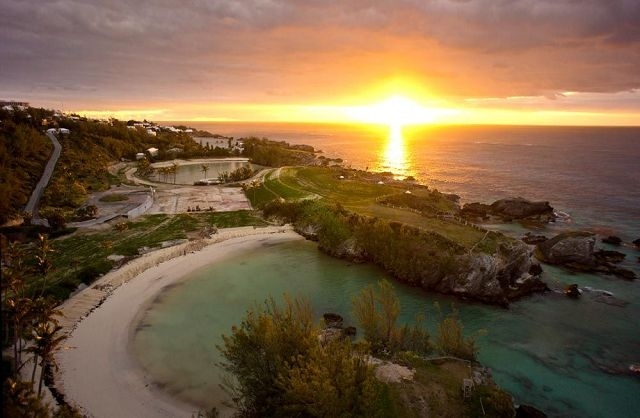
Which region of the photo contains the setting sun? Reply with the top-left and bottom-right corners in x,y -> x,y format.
344,95 -> 454,127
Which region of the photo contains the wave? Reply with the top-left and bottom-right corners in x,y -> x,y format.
554,210 -> 572,223
582,286 -> 614,297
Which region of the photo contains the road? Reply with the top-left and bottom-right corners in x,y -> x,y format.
24,131 -> 61,219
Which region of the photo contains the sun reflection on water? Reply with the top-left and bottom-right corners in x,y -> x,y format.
381,124 -> 413,178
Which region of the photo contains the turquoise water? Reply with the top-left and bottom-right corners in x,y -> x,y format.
133,239 -> 640,417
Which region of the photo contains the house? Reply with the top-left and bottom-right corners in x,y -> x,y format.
58,128 -> 70,135
135,153 -> 146,160
146,129 -> 157,136
147,147 -> 159,157
46,128 -> 57,134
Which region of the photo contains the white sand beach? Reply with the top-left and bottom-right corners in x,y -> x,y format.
55,226 -> 303,418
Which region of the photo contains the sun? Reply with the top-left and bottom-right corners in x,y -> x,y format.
344,95 -> 438,127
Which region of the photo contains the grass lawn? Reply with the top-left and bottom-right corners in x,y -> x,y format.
247,166 -> 507,253
45,211 -> 266,299
98,193 -> 129,202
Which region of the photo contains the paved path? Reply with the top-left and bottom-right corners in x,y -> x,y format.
24,131 -> 61,218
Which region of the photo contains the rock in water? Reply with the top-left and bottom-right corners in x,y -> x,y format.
536,231 -> 596,267
564,284 -> 580,298
461,198 -> 555,223
537,232 -> 636,280
522,232 -> 548,245
602,235 -> 622,245
594,249 -> 626,263
516,404 -> 547,418
633,238 -> 640,249
322,313 -> 344,328
489,198 -> 555,222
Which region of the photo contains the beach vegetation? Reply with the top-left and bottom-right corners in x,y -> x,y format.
352,280 -> 431,356
220,284 -> 498,417
1,235 -> 80,417
218,296 -> 389,417
434,303 -> 481,361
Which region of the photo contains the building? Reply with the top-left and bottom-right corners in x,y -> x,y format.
147,147 -> 159,157
0,100 -> 30,107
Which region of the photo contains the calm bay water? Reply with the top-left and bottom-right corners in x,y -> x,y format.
150,160 -> 253,184
136,123 -> 640,417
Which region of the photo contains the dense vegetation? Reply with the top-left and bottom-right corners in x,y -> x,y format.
262,199 -> 484,288
219,282 -> 510,417
0,108 -> 236,223
0,108 -> 54,224
219,296 -> 388,417
241,137 -> 317,166
1,236 -> 82,417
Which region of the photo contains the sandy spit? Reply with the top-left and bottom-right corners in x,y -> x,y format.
55,226 -> 302,418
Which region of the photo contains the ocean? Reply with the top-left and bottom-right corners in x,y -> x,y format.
137,123 -> 640,417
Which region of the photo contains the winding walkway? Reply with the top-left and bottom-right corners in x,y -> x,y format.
25,131 -> 61,219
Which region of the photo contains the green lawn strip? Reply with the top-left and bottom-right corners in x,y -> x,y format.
281,167 -> 397,204
46,211 -> 266,298
99,193 -> 129,202
197,211 -> 268,228
247,185 -> 279,207
275,167 -> 506,253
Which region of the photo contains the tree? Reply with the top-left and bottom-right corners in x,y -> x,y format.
35,234 -> 54,297
41,209 -> 66,231
435,303 -> 481,361
32,321 -> 66,397
170,162 -> 179,184
352,279 -> 431,356
218,296 -> 384,417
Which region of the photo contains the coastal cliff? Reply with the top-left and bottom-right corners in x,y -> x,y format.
277,200 -> 547,306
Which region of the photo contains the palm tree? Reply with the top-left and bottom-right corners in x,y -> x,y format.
171,162 -> 179,184
35,234 -> 53,297
201,164 -> 209,180
32,321 -> 66,397
159,166 -> 169,182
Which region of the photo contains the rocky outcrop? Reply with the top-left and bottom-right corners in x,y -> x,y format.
594,250 -> 626,264
522,233 -> 548,245
438,240 -> 547,306
461,198 -> 555,223
516,405 -> 547,418
318,313 -> 356,343
536,232 -> 637,280
633,238 -> 640,249
564,284 -> 580,298
303,216 -> 548,306
535,231 -> 596,267
602,235 -> 622,245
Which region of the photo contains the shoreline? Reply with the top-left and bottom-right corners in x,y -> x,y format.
55,225 -> 302,418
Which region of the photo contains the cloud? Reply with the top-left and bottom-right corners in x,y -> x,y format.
1,0 -> 638,114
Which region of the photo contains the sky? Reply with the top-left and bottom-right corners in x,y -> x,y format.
1,0 -> 639,125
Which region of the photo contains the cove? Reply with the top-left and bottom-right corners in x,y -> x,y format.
132,239 -> 640,418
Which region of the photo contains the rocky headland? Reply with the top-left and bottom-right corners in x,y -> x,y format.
296,216 -> 547,307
